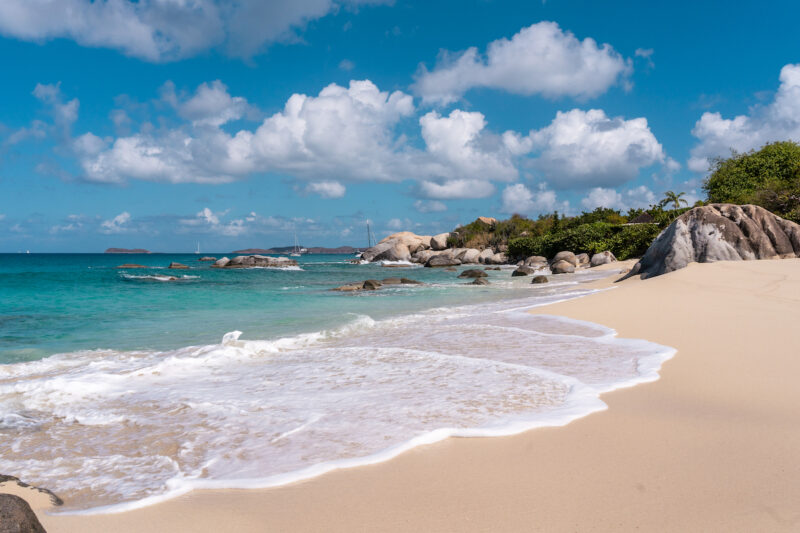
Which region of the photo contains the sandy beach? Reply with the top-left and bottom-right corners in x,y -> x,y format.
7,258 -> 800,532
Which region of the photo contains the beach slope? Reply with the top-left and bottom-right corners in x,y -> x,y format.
14,258 -> 800,532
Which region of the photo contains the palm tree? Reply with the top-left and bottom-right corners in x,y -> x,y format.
660,191 -> 688,209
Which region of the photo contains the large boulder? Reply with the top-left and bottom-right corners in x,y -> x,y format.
214,255 -> 297,268
168,262 -> 189,269
551,260 -> 575,274
622,204 -> 800,280
458,269 -> 488,278
0,494 -> 46,533
430,233 -> 450,251
551,251 -> 578,267
531,275 -> 549,284
427,255 -> 461,267
362,280 -> 382,290
460,248 -> 481,264
524,256 -> 548,267
511,266 -> 536,277
576,253 -> 590,267
470,277 -> 490,285
476,216 -> 497,226
486,252 -> 508,265
214,257 -> 230,268
478,248 -> 495,264
590,251 -> 617,267
363,232 -> 433,262
198,256 -> 217,262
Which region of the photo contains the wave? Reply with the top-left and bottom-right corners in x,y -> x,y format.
0,283 -> 674,514
120,274 -> 200,282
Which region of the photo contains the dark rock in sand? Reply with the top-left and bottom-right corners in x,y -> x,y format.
115,264 -> 147,269
362,279 -> 382,290
168,262 -> 189,269
531,275 -> 549,284
458,269 -> 487,279
511,266 -> 536,277
198,256 -> 217,262
0,475 -> 62,507
621,204 -> 800,280
469,278 -> 489,285
0,494 -> 46,533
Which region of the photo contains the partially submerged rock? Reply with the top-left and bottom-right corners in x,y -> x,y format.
362,279 -> 382,290
116,264 -> 147,269
458,269 -> 487,279
511,266 -> 536,277
168,262 -> 189,269
469,277 -> 490,285
622,204 -> 800,280
551,260 -> 575,274
333,278 -> 422,292
531,275 -> 549,284
427,255 -> 461,267
0,494 -> 46,533
198,256 -> 217,262
551,251 -> 578,267
212,255 -> 297,269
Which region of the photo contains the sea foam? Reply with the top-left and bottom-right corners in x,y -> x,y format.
0,287 -> 674,513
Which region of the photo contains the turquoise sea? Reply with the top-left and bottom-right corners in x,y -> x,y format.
0,253 -> 673,512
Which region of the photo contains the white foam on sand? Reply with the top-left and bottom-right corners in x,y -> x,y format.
0,285 -> 674,514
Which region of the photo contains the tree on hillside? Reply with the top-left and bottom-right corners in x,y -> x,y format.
659,190 -> 688,209
703,141 -> 800,222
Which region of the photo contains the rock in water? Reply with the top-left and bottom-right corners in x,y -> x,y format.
590,251 -> 617,267
0,494 -> 46,533
524,256 -> 548,267
430,233 -> 450,250
427,255 -> 461,267
115,264 -> 147,269
551,260 -> 575,274
531,275 -> 549,284
511,266 -> 536,277
168,262 -> 189,269
458,269 -> 488,278
622,204 -> 800,280
470,278 -> 489,285
362,280 -> 383,290
198,256 -> 217,262
477,249 -> 495,264
551,251 -> 578,267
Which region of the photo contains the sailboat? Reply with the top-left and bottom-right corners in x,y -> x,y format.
290,233 -> 302,257
195,242 -> 200,254
355,222 -> 375,258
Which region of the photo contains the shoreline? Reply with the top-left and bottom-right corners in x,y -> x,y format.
8,258 -> 800,531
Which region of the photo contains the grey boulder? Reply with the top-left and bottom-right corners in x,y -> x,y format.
551,260 -> 575,274
458,269 -> 488,278
0,494 -> 46,533
590,251 -> 617,267
511,266 -> 536,276
531,275 -> 549,284
551,251 -> 578,267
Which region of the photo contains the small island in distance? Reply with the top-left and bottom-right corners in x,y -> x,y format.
104,248 -> 151,254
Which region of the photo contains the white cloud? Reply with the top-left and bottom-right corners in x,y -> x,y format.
580,185 -> 657,211
305,180 -> 346,198
635,48 -> 654,69
523,109 -> 665,188
0,0 -> 388,62
181,207 -> 246,236
413,21 -> 631,105
387,218 -> 404,230
338,59 -> 355,71
101,211 -> 132,234
418,179 -> 496,200
167,80 -> 251,126
500,183 -> 560,214
688,63 -> 800,173
32,83 -> 79,137
413,199 -> 447,213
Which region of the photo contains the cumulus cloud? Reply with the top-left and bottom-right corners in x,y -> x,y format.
100,211 -> 131,234
500,183 -> 561,214
413,22 -> 632,105
0,0 -> 388,62
180,207 -> 247,236
305,180 -> 346,198
418,179 -> 496,200
413,199 -> 447,213
518,109 -> 665,188
688,63 -> 800,172
164,80 -> 252,126
580,185 -> 657,211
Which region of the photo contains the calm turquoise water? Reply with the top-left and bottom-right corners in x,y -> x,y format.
1,253 -> 546,363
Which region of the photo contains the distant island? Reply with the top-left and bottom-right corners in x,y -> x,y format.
105,248 -> 151,254
232,246 -> 359,255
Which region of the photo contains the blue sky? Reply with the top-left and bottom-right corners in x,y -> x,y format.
1,0 -> 799,252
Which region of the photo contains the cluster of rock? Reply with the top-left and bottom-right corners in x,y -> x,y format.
211,255 -> 298,269
333,277 -> 423,291
360,231 -> 507,267
621,204 -> 800,280
507,250 -> 617,283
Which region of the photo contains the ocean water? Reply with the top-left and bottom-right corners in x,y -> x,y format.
0,253 -> 674,512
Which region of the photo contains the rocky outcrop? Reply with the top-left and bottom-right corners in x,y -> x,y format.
551,251 -> 578,267
590,251 -> 617,267
430,233 -> 450,250
524,256 -> 548,267
115,264 -> 147,269
458,269 -> 487,279
362,232 -> 433,262
622,204 -> 800,280
469,277 -> 490,285
0,494 -> 46,533
168,262 -> 189,269
551,260 -> 575,274
198,256 -> 217,262
477,216 -> 497,226
212,255 -> 298,269
459,248 -> 481,264
511,266 -> 536,276
531,275 -> 549,284
362,279 -> 382,290
478,249 -> 496,264
333,278 -> 422,291
485,252 -> 508,265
